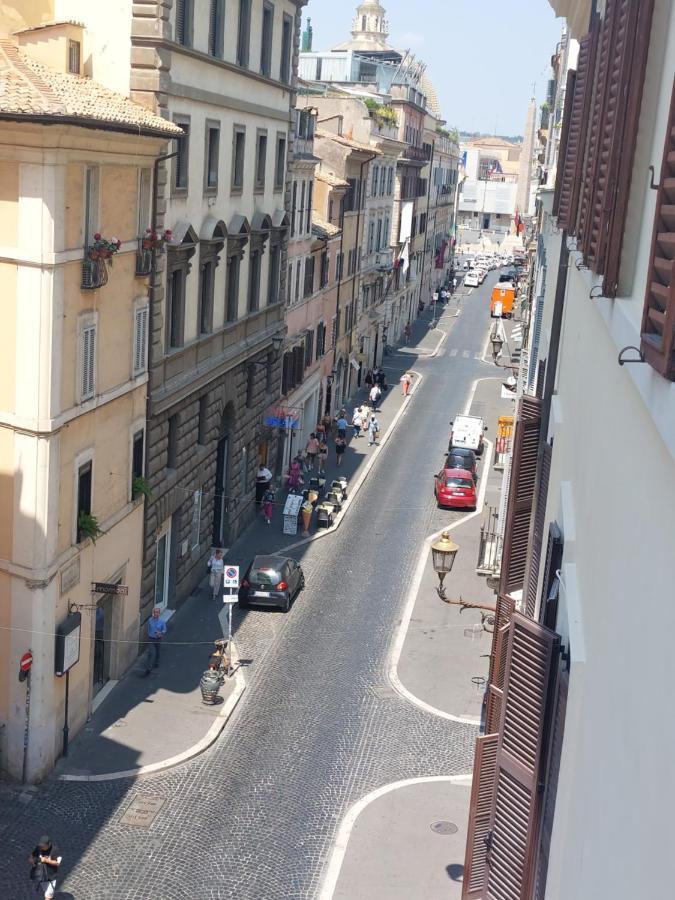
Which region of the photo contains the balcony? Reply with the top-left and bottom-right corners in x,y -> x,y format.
375,249 -> 394,271
135,239 -> 152,277
401,144 -> 431,164
81,255 -> 108,290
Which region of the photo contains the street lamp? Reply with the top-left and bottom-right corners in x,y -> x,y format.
271,333 -> 284,355
489,327 -> 519,371
430,532 -> 497,630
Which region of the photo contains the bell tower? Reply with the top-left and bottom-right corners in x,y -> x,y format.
350,1 -> 390,50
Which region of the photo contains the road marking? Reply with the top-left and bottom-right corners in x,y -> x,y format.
449,348 -> 458,357
318,775 -> 472,900
462,350 -> 470,358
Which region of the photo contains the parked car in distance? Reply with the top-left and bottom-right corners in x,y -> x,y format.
239,554 -> 305,612
449,414 -> 488,455
499,269 -> 518,284
464,270 -> 480,287
446,447 -> 478,481
434,467 -> 477,510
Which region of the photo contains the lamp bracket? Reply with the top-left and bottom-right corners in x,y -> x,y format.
589,285 -> 603,300
617,345 -> 645,366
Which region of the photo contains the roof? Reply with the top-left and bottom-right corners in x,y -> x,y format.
0,39 -> 182,138
13,20 -> 85,33
315,171 -> 349,188
441,467 -> 475,478
311,214 -> 341,239
316,129 -> 382,155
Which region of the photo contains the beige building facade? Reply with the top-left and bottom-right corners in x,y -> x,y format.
0,31 -> 178,781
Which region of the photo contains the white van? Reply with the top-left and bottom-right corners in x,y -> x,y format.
449,415 -> 488,455
464,270 -> 480,287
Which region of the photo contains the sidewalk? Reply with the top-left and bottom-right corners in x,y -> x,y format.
55,305 -> 448,781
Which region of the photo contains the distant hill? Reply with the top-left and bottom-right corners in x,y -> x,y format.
460,131 -> 524,144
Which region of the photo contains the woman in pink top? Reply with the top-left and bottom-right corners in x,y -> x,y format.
305,434 -> 320,470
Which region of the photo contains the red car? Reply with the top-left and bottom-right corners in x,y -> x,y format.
434,467 -> 477,510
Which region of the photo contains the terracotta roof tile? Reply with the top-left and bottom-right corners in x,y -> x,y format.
0,39 -> 182,137
315,171 -> 349,188
316,129 -> 381,154
311,213 -> 341,239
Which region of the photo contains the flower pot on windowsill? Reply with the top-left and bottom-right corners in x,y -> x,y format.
132,475 -> 152,501
77,512 -> 103,544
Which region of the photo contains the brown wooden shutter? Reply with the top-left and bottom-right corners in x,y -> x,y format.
552,68 -> 576,220
534,669 -> 569,900
641,76 -> 675,380
602,0 -> 655,296
462,734 -> 499,900
585,0 -> 653,279
524,442 -> 553,619
485,594 -> 516,736
499,397 -> 542,596
486,613 -> 560,899
559,26 -> 598,235
534,359 -> 546,400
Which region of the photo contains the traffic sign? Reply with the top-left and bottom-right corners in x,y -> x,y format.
19,651 -> 33,672
223,565 -> 239,589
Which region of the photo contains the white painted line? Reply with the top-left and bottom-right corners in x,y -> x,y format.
91,680 -> 118,715
59,644 -> 246,782
318,775 -> 472,900
449,348 -> 458,357
462,350 -> 470,358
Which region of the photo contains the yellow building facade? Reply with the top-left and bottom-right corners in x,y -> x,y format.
0,34 -> 178,781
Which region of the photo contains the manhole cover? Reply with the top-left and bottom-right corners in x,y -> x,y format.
431,820 -> 458,835
120,795 -> 166,828
431,819 -> 457,834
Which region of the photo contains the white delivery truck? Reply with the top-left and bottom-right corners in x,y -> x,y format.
448,415 -> 488,456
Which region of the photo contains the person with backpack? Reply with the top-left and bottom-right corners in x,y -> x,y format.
28,836 -> 62,900
262,485 -> 275,525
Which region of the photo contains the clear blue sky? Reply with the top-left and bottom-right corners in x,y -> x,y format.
302,0 -> 563,137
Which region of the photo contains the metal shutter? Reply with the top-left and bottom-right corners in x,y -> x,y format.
485,614 -> 560,900
462,734 -> 499,899
498,397 -> 542,596
523,443 -> 553,619
640,76 -> 675,379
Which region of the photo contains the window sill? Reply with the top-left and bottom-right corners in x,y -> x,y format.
172,188 -> 189,199
253,185 -> 265,194
204,186 -> 218,197
230,186 -> 243,196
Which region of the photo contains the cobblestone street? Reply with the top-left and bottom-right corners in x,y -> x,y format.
0,282 -> 498,899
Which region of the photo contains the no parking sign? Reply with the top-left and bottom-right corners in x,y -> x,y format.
223,565 -> 239,590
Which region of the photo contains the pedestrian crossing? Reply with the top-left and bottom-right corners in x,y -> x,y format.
447,346 -> 489,361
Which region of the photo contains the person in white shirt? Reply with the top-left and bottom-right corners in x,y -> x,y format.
255,464 -> 272,505
207,548 -> 225,600
369,384 -> 381,411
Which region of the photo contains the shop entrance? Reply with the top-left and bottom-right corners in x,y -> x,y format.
93,595 -> 113,696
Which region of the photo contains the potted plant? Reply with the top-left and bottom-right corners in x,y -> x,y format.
141,228 -> 172,251
89,233 -> 122,264
77,512 -> 103,544
132,475 -> 152,500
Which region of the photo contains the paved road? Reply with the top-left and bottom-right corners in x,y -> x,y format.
0,275 -> 499,899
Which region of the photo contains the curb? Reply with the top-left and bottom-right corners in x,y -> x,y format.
58,644 -> 246,782
318,774 -> 473,900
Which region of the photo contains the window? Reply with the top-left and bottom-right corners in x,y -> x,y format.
237,0 -> 251,67
303,256 -> 315,297
294,259 -> 301,301
347,248 -> 356,275
255,130 -> 268,191
320,250 -> 329,287
167,414 -> 179,469
304,330 -> 314,367
306,181 -> 313,233
419,212 -> 427,234
286,261 -> 293,303
232,126 -> 246,192
291,180 -> 298,235
248,251 -> 262,312
133,304 -> 149,376
83,166 -> 100,246
198,395 -> 209,445
376,219 -> 383,250
76,461 -> 92,540
315,322 -> 325,360
167,268 -> 185,348
383,216 -> 390,247
280,14 -> 293,83
173,118 -> 190,193
175,0 -> 193,46
132,430 -> 144,481
267,241 -> 281,306
336,252 -> 344,281
226,254 -> 240,322
274,134 -> 286,191
368,221 -> 375,254
67,39 -> 80,74
79,315 -> 96,401
299,181 -> 306,234
208,0 -> 225,57
261,2 -> 274,78
204,123 -> 220,193
199,260 -> 215,333
371,165 -> 378,196
137,169 -> 151,237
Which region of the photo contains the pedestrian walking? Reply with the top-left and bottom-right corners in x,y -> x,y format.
365,369 -> 373,388
255,463 -> 272,504
318,437 -> 328,474
400,372 -> 412,396
335,435 -> 346,466
367,415 -> 380,446
369,384 -> 381,411
305,433 -> 320,469
336,412 -> 348,440
287,457 -> 302,490
144,607 -> 166,675
207,547 -> 225,600
404,322 -> 412,344
28,836 -> 62,900
352,407 -> 363,438
262,485 -> 275,524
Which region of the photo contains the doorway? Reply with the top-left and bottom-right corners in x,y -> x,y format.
213,404 -> 234,547
92,595 -> 113,696
154,519 -> 171,611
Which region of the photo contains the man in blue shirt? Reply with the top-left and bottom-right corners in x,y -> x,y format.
144,607 -> 167,676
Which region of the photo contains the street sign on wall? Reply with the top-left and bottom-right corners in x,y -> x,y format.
92,582 -> 129,595
55,611 -> 82,676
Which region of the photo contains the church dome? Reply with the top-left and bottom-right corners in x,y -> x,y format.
332,0 -> 392,52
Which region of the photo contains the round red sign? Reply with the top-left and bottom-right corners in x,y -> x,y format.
19,651 -> 33,672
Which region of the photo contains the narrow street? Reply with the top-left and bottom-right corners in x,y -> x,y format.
0,276 -> 498,898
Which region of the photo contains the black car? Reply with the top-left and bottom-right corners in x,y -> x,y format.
445,447 -> 478,481
239,554 -> 305,612
499,270 -> 518,284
